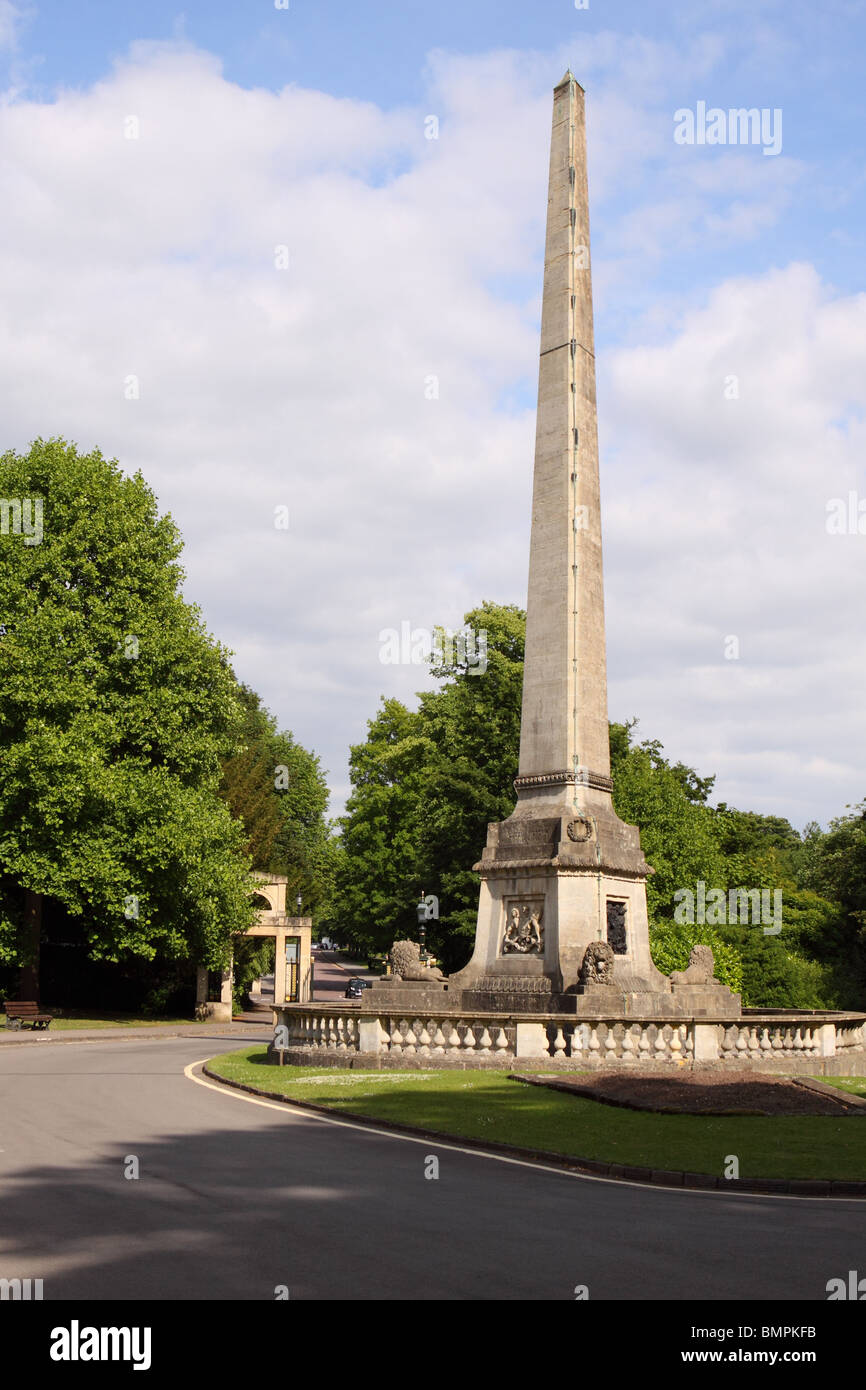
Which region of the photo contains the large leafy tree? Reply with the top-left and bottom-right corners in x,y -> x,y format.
417,602 -> 525,966
0,439 -> 255,990
325,698 -> 431,956
609,720 -> 726,926
219,683 -> 334,912
795,803 -> 866,1006
323,603 -> 524,968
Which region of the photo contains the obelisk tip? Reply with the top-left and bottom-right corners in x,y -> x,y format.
555,69 -> 584,93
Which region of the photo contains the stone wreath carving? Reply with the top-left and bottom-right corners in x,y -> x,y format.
566,816 -> 593,843
579,940 -> 616,986
502,904 -> 544,954
389,940 -> 446,982
670,943 -> 715,985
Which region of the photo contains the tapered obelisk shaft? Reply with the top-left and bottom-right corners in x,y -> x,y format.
518,72 -> 610,793
452,71 -> 672,1008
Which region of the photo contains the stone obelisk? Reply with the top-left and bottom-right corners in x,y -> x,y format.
451,72 -> 673,1013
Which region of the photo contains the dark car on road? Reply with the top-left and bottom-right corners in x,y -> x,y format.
344,978 -> 373,999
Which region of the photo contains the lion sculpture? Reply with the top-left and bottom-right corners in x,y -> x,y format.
578,940 -> 616,986
670,943 -> 715,985
389,940 -> 446,982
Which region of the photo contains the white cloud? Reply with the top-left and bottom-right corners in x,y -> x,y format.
0,1 -> 26,51
0,36 -> 861,830
602,262 -> 866,826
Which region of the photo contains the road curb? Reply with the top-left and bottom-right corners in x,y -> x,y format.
0,1027 -> 266,1047
199,1062 -> 866,1199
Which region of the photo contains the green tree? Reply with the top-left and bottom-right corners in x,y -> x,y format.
218,683 -> 333,913
0,439 -> 255,991
219,685 -> 283,870
418,602 -> 525,967
324,603 -> 524,968
796,803 -> 866,1006
610,721 -> 727,928
324,698 -> 431,955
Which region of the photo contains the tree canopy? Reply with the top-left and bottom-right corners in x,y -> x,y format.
218,682 -> 333,913
0,439 -> 255,980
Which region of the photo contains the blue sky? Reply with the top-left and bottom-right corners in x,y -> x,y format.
1,0 -> 864,829
10,0 -> 866,301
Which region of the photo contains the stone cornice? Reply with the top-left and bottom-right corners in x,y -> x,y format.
514,768 -> 614,794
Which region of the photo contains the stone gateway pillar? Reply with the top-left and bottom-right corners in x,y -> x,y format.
450,74 -> 737,1019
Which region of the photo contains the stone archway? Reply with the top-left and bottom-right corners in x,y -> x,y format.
194,873 -> 312,1022
245,873 -> 312,1014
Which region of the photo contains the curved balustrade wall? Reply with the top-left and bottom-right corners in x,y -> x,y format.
271,1006 -> 866,1075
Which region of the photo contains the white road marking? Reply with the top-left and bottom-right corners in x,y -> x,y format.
183,1059 -> 849,1205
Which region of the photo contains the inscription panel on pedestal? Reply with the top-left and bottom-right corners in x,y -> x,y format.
501,898 -> 545,955
606,900 -> 628,955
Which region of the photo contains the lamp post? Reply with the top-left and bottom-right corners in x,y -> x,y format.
296,892 -> 303,916
416,893 -> 428,962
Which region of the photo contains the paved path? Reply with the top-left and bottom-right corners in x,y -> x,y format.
0,1020 -> 268,1047
312,949 -> 375,1002
0,1036 -> 864,1300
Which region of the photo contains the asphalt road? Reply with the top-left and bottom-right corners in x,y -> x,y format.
1,1036 -> 864,1301
311,949 -> 374,1001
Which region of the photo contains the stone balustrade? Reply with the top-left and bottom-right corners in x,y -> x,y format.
271,1005 -> 866,1075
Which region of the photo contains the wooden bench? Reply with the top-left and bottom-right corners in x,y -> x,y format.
3,1001 -> 52,1030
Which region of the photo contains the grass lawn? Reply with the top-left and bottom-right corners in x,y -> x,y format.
204,1047 -> 866,1182
4,1011 -> 197,1030
817,1077 -> 866,1098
